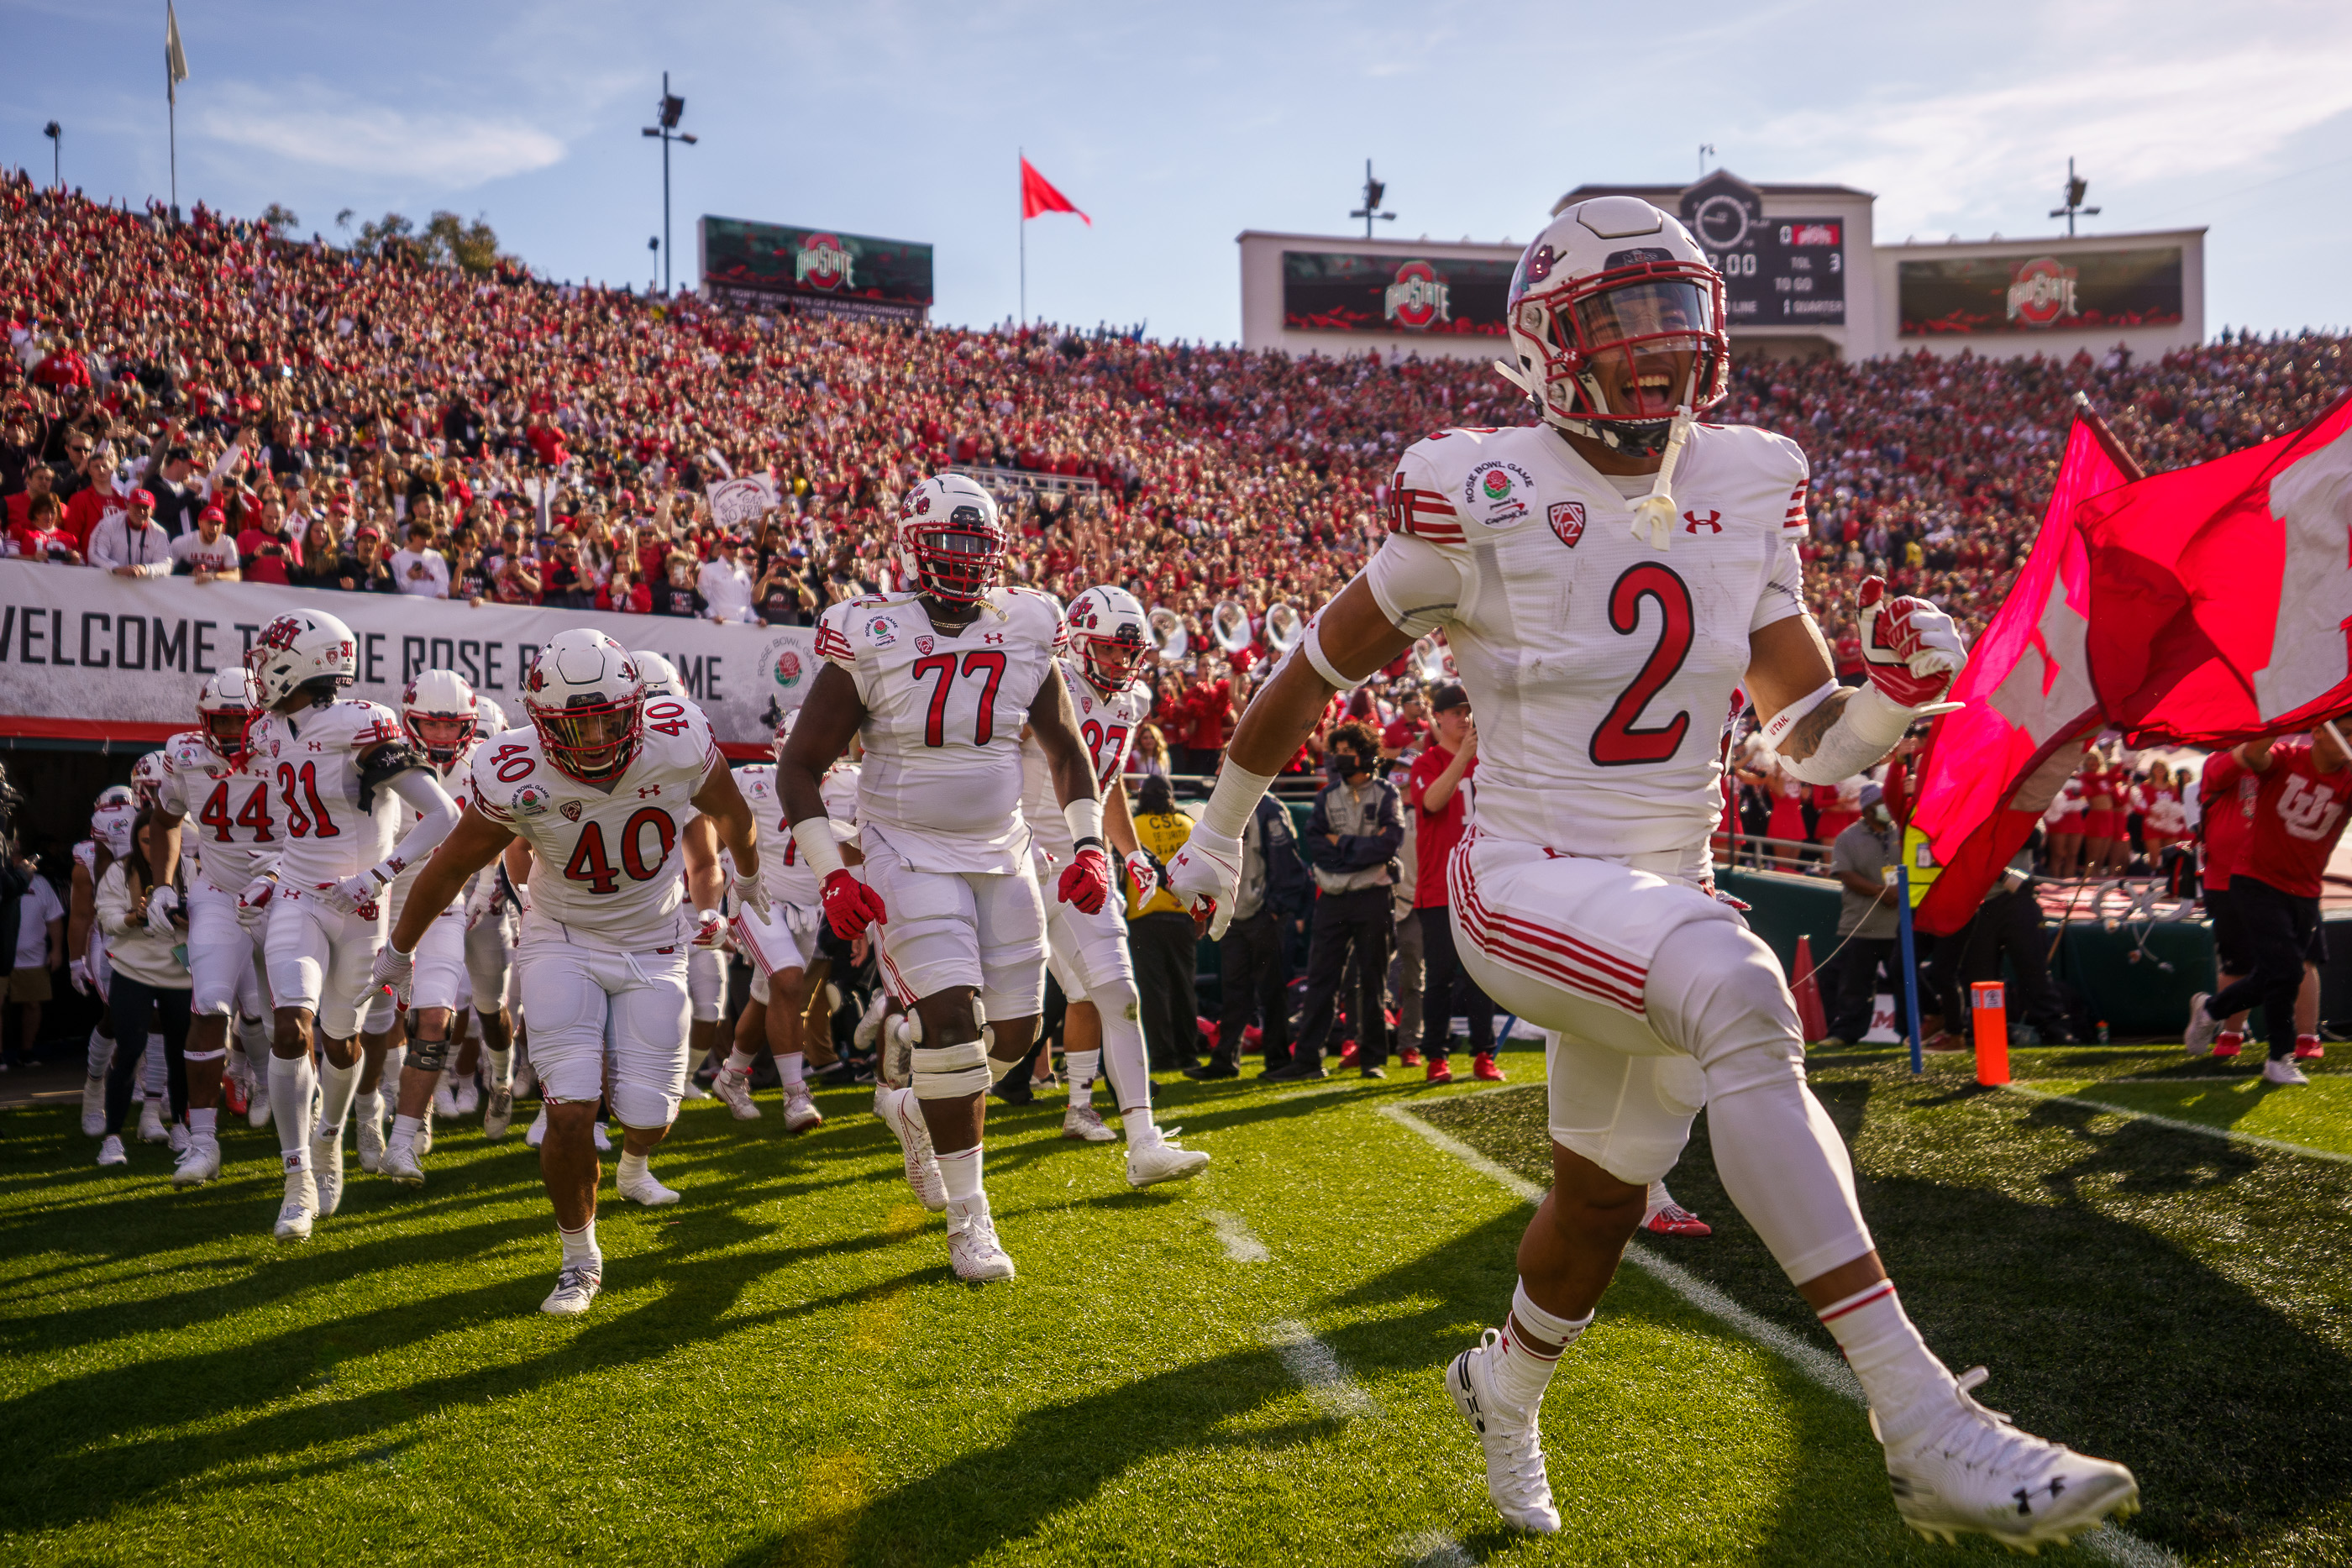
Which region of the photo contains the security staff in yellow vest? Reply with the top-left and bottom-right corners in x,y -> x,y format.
1126,774 -> 1200,1072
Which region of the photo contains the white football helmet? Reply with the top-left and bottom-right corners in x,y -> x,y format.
895,474 -> 1004,605
1066,585 -> 1151,696
402,669 -> 480,768
245,608 -> 358,710
525,629 -> 643,783
631,650 -> 685,699
130,750 -> 167,806
195,669 -> 262,766
92,787 -> 136,859
476,695 -> 510,736
1500,197 -> 1730,453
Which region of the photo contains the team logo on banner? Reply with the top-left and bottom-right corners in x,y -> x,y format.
1384,260 -> 1452,331
2006,257 -> 2080,328
795,233 -> 855,291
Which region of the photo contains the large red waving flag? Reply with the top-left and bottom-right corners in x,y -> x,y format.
1021,157 -> 1089,225
2080,392 -> 2352,744
1908,412 -> 2134,935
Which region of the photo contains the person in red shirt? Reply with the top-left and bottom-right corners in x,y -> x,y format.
2187,730 -> 2352,1082
1404,685 -> 1499,1083
8,491 -> 81,563
1380,687 -> 1430,763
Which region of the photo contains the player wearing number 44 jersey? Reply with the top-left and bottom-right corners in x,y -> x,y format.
780,473 -> 1113,1283
381,630 -> 764,1317
235,610 -> 461,1243
1167,197 -> 2138,1551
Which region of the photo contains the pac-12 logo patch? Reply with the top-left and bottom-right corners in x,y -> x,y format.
1549,501 -> 1587,548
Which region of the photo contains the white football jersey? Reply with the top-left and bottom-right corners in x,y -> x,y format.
815,585 -> 1067,874
386,737 -> 484,926
1367,422 -> 1809,857
469,695 -> 722,948
242,698 -> 410,884
158,729 -> 282,894
735,761 -> 859,908
1021,660 -> 1150,863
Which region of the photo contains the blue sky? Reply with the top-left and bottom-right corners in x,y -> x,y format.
10,0 -> 2352,343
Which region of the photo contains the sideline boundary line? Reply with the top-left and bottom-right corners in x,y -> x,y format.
1998,1084 -> 2352,1165
1372,1099 -> 2181,1568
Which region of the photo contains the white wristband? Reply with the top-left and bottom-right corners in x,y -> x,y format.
790,816 -> 848,880
1761,679 -> 1840,754
1200,762 -> 1279,840
1063,796 -> 1104,847
1302,616 -> 1366,692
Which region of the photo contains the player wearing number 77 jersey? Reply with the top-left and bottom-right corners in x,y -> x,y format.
1164,198 -> 2136,1550
779,473 -> 1107,1284
379,629 -> 765,1317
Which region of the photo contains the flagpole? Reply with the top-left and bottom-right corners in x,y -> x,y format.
1018,147 -> 1026,330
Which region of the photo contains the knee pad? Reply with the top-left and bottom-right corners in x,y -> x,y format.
911,1036 -> 990,1100
1644,920 -> 1806,1103
1546,1030 -> 1706,1186
410,1031 -> 454,1074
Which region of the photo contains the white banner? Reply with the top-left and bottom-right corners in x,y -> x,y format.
0,561 -> 817,751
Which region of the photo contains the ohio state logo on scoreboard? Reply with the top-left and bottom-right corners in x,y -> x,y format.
1383,260 -> 1451,330
2005,257 -> 2079,328
795,233 -> 855,291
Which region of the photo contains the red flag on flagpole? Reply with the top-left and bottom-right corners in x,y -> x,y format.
1021,157 -> 1089,225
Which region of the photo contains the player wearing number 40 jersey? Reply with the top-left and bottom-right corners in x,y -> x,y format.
780,473 -> 1110,1284
233,610 -> 461,1243
147,669 -> 279,1188
381,630 -> 764,1317
1166,197 -> 2137,1550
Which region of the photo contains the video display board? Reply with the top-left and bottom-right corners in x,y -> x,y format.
1677,172 -> 1846,327
699,216 -> 933,323
1281,250 -> 1516,337
1898,247 -> 2184,337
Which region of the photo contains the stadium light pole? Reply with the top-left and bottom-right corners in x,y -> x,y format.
2049,156 -> 2099,238
641,73 -> 697,296
42,122 -> 60,190
1350,160 -> 1394,241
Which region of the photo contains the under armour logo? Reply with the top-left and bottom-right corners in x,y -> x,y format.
638,784 -> 663,798
984,632 -> 1005,645
1683,511 -> 1723,533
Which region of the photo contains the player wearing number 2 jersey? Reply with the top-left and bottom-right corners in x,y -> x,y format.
381,630 -> 764,1316
1165,198 -> 2135,1550
1017,587 -> 1208,1188
240,609 -> 460,1243
148,669 -> 277,1188
780,473 -> 1109,1284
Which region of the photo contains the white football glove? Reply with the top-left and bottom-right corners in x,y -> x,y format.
1124,849 -> 1161,903
691,908 -> 727,950
315,870 -> 383,920
733,868 -> 772,923
1164,826 -> 1243,940
371,944 -> 415,1008
1856,576 -> 1968,714
236,875 -> 277,933
68,956 -> 91,996
144,884 -> 181,936
462,873 -> 496,931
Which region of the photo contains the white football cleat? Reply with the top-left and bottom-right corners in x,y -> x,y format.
525,1108 -> 549,1148
96,1134 -> 129,1168
1126,1131 -> 1210,1188
138,1098 -> 169,1144
275,1167 -> 317,1241
1876,1366 -> 2139,1551
355,1093 -> 386,1172
592,1122 -> 612,1153
310,1134 -> 345,1217
381,1139 -> 426,1188
416,1104 -> 434,1156
483,1086 -> 515,1141
617,1163 -> 680,1207
713,1066 -> 762,1120
172,1131 -> 221,1186
878,1086 -> 947,1212
541,1261 -> 602,1316
81,1075 -> 107,1136
247,1072 -> 273,1130
781,1082 -> 823,1135
947,1200 -> 1016,1282
454,1078 -> 481,1116
2262,1057 -> 2310,1086
1062,1103 -> 1116,1143
168,1122 -> 191,1155
1447,1329 -> 1562,1534
433,1079 -> 460,1118
2182,992 -> 2220,1056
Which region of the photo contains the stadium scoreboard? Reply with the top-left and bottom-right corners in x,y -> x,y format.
1677,170 -> 1845,328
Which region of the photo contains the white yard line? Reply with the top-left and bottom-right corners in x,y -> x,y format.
1998,1084 -> 2352,1165
1393,1527 -> 1478,1568
1262,1317 -> 1376,1419
1205,1209 -> 1270,1262
1373,1099 -> 2181,1568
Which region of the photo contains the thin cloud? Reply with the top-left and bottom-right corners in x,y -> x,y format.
194,80 -> 566,187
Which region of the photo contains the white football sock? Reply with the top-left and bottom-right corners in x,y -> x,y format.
776,1051 -> 806,1088
268,1053 -> 315,1162
1644,1181 -> 1672,1220
617,1151 -> 651,1185
1064,1050 -> 1100,1107
1096,986 -> 1156,1126
239,1015 -> 269,1062
937,1144 -> 984,1206
87,1027 -> 114,1078
390,1113 -> 423,1150
1492,1278 -> 1592,1410
376,1045 -> 407,1111
189,1107 -> 218,1135
559,1219 -> 600,1266
725,1046 -> 759,1074
143,1036 -> 167,1099
1819,1281 -> 1956,1438
316,1057 -> 363,1142
485,1045 -> 513,1089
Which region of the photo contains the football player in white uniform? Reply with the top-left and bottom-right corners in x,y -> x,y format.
146,669 -> 280,1185
454,695 -> 522,1135
378,630 -> 765,1316
243,609 -> 462,1241
721,708 -> 858,1134
1164,198 -> 2138,1550
374,670 -> 491,1187
778,474 -> 1109,1283
70,787 -> 139,1135
1020,586 -> 1207,1186
632,654 -> 733,1085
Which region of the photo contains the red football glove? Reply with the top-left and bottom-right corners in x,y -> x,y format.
1856,576 -> 1967,710
1058,842 -> 1113,915
821,868 -> 887,939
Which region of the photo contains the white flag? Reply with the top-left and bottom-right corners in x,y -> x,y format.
166,3 -> 190,97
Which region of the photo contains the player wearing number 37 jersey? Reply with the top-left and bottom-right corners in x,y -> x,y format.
1165,197 -> 2137,1550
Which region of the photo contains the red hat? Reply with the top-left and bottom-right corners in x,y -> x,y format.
128,488 -> 154,508
199,505 -> 225,524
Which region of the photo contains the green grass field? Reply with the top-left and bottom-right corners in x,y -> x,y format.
3,1038 -> 2346,1567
